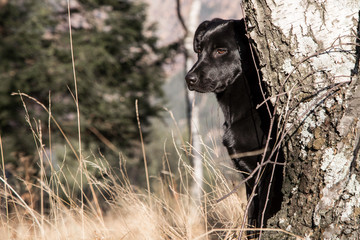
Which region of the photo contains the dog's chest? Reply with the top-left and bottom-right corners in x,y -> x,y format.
221,113 -> 264,153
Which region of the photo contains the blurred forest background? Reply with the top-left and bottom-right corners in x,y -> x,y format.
0,1 -> 244,236
1,0 -> 171,189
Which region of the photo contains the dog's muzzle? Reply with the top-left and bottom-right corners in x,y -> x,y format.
185,72 -> 199,90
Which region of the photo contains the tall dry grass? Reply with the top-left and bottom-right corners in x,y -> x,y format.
0,95 -> 248,240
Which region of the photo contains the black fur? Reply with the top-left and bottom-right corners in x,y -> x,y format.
185,18 -> 284,237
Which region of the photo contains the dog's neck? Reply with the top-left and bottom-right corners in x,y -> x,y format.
216,74 -> 256,128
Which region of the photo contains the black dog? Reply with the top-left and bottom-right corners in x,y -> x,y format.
185,18 -> 283,237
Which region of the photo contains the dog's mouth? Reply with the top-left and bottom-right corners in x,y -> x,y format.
188,81 -> 228,93
187,78 -> 217,93
214,84 -> 228,93
187,84 -> 209,93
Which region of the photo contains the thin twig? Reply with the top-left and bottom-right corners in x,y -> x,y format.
216,157 -> 276,204
164,107 -> 190,156
11,93 -> 79,159
66,1 -> 85,237
192,226 -> 305,240
38,121 -> 44,228
0,176 -> 43,235
229,148 -> 267,159
88,126 -> 120,153
135,100 -> 151,203
241,6 -> 272,119
175,0 -> 188,36
260,148 -> 280,229
0,135 -> 10,239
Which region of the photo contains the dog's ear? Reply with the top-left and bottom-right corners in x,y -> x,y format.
193,20 -> 210,53
193,18 -> 227,53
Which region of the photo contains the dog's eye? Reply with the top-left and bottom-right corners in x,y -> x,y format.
216,48 -> 227,55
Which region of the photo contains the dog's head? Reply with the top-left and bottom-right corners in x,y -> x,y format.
185,18 -> 248,93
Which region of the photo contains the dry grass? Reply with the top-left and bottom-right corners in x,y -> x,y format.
0,89 -> 248,239
0,111 -> 248,240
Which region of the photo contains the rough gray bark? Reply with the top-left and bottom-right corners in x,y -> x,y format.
243,0 -> 360,239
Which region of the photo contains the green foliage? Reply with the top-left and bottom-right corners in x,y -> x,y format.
0,0 -> 167,169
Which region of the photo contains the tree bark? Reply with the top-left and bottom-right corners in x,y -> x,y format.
243,0 -> 360,239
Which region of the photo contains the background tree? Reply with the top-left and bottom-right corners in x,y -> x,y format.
0,0 -> 169,186
175,0 -> 203,206
241,0 -> 359,239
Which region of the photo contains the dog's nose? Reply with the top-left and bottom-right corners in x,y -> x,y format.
185,73 -> 198,86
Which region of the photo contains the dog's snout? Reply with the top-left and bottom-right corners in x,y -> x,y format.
185,73 -> 198,87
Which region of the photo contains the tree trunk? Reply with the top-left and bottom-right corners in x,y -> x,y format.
175,0 -> 203,205
185,0 -> 203,206
243,0 -> 360,239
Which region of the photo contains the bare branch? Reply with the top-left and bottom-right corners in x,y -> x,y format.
175,0 -> 188,37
